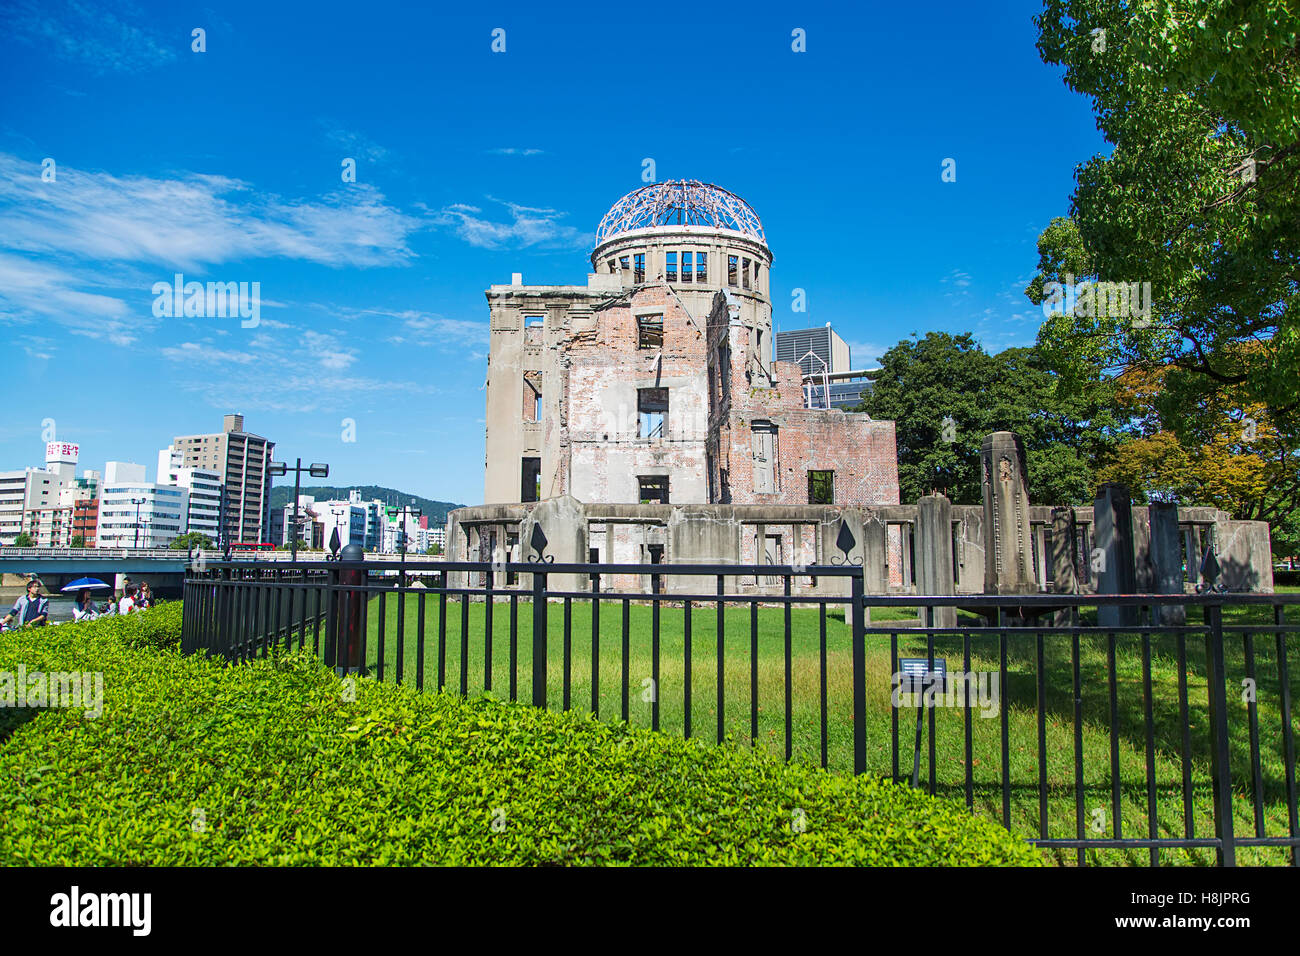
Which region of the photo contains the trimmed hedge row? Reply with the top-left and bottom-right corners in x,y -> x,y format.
0,608 -> 1041,865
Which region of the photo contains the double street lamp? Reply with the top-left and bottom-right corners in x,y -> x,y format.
268,458 -> 329,562
386,500 -> 422,586
130,497 -> 146,550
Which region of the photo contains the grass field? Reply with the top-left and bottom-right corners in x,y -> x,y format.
287,585 -> 1299,866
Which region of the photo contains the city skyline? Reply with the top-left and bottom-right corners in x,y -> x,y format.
0,1 -> 1108,506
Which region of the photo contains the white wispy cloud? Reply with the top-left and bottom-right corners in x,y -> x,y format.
302,330 -> 358,371
486,148 -> 545,156
0,153 -> 422,270
321,122 -> 390,163
432,196 -> 590,250
3,0 -> 178,73
0,252 -> 138,344
160,341 -> 258,364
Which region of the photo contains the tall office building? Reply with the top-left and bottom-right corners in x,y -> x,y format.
172,414 -> 275,546
773,323 -> 876,410
774,323 -> 851,376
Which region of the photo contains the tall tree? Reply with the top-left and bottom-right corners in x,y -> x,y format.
1026,1 -> 1300,433
856,333 -> 1118,505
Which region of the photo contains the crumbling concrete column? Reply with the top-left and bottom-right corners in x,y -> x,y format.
1050,507 -> 1079,594
1094,483 -> 1138,627
518,496 -> 588,593
1149,502 -> 1186,625
861,510 -> 888,595
980,431 -> 1036,595
667,507 -> 740,595
915,493 -> 957,627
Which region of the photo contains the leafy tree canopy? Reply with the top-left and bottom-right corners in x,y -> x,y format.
169,531 -> 215,551
1025,2 -> 1300,433
856,332 -> 1118,505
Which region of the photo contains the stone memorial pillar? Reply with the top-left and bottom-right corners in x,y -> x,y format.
518,495 -> 588,593
1050,507 -> 1079,594
1094,483 -> 1138,627
915,493 -> 957,627
980,431 -> 1036,595
1149,502 -> 1186,625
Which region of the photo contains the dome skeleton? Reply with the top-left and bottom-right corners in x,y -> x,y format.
594,180 -> 767,246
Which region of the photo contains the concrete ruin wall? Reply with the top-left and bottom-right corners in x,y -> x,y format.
447,498 -> 1274,597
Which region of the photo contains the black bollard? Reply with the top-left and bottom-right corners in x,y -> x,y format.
337,543 -> 366,674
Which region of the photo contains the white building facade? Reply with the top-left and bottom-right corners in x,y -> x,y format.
97,461 -> 188,549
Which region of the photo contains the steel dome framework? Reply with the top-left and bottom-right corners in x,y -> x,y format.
593,180 -> 767,246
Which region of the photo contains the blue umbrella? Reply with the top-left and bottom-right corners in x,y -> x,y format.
61,577 -> 112,593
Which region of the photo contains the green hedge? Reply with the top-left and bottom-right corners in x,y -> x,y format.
0,608 -> 1041,866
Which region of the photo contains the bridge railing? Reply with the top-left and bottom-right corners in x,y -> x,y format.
0,547 -> 445,562
180,555 -> 1300,867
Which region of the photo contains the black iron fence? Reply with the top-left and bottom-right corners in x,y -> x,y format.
181,557 -> 1300,866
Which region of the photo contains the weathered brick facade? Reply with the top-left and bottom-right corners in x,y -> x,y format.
481,181 -> 899,513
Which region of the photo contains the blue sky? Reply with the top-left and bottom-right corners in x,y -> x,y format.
0,0 -> 1106,506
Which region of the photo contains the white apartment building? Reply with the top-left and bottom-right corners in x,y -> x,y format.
0,469 -> 61,544
317,499 -> 368,552
97,461 -> 188,549
158,446 -> 223,542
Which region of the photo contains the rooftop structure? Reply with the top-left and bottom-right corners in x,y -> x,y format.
593,180 -> 767,247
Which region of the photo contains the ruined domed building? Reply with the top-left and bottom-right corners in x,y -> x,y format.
448,182 -> 1274,598
450,181 -> 900,589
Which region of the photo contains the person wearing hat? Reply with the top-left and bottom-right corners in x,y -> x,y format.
4,579 -> 50,629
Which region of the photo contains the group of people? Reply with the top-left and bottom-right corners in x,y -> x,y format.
72,582 -> 154,622
2,579 -> 155,630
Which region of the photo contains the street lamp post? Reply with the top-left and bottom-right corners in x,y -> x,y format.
130,497 -> 146,550
329,506 -> 347,560
384,504 -> 421,587
267,458 -> 329,562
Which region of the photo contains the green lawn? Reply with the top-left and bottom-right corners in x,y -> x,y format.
282,585 -> 1299,866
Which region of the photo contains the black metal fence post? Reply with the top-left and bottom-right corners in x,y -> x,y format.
532,567 -> 548,707
1204,603 -> 1237,866
851,570 -> 866,775
324,561 -> 340,668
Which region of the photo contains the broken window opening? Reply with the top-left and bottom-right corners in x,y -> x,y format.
506,532 -> 519,586
666,252 -> 677,283
638,476 -> 669,505
728,255 -> 738,286
521,457 -> 541,503
523,371 -> 542,422
742,257 -> 751,290
619,255 -> 630,272
637,387 -> 668,438
696,252 -> 707,283
608,259 -> 616,273
681,252 -> 692,283
634,253 -> 645,283
637,313 -> 663,350
807,470 -> 835,505
752,421 -> 777,494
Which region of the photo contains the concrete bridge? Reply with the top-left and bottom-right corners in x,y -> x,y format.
0,547 -> 445,597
